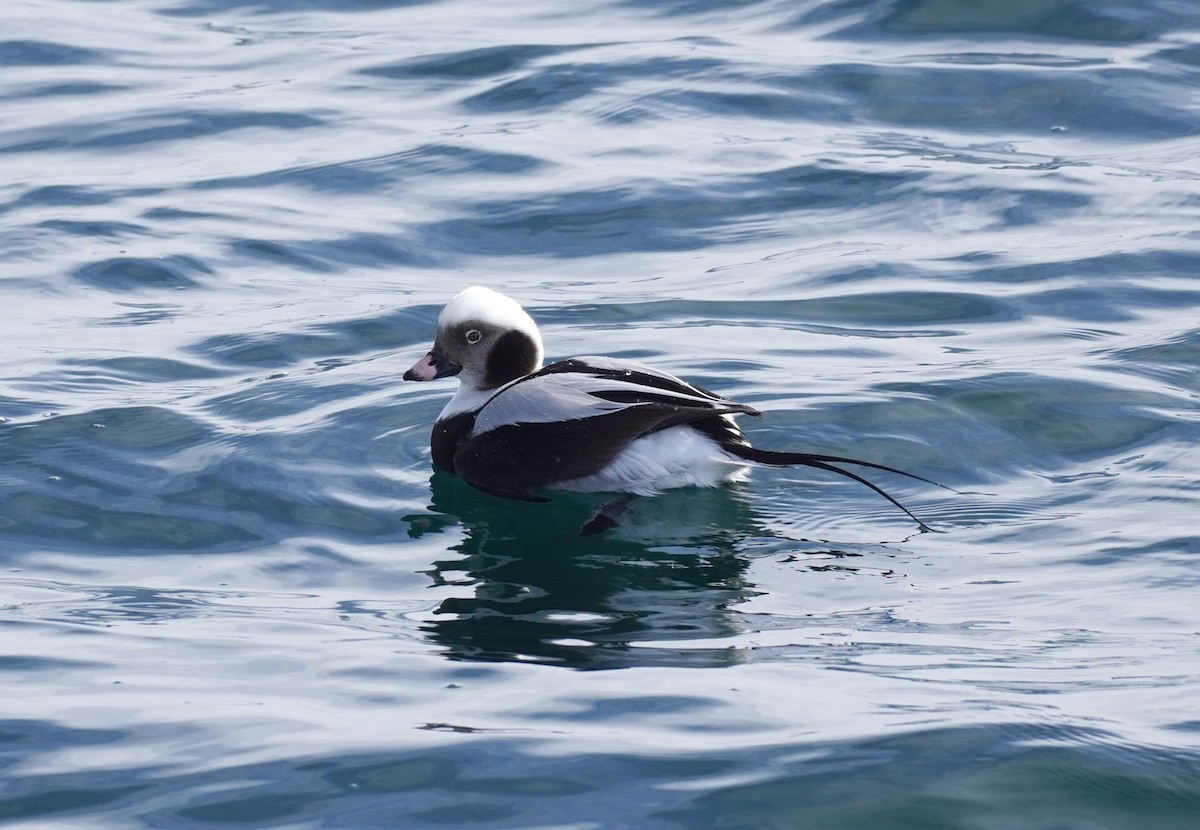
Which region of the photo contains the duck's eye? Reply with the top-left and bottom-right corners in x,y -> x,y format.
465,329 -> 482,344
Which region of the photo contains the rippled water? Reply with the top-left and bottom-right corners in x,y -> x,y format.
3,0 -> 1200,826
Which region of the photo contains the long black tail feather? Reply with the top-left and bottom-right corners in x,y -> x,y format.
787,453 -> 950,491
725,444 -> 943,529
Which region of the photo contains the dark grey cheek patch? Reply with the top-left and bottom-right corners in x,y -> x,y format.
485,329 -> 540,388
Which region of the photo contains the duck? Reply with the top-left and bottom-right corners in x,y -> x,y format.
404,286 -> 940,534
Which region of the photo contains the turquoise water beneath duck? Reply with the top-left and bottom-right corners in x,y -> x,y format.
3,1 -> 1200,827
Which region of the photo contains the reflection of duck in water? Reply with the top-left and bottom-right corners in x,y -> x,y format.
409,471 -> 761,670
407,472 -> 891,670
405,286 -> 941,534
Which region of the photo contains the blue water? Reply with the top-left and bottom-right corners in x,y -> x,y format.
3,0 -> 1200,827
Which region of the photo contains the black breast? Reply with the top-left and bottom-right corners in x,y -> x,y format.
430,411 -> 476,473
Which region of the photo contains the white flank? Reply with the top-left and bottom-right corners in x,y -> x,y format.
548,426 -> 750,496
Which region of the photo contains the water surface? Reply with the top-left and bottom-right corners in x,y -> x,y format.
2,0 -> 1200,827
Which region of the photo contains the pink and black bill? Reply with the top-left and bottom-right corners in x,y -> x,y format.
404,349 -> 461,382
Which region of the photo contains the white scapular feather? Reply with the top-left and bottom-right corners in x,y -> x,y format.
471,362 -> 730,435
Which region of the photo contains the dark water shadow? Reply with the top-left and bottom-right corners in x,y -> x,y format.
0,39 -> 110,66
3,718 -> 1198,829
804,0 -> 1199,43
652,722 -> 1200,830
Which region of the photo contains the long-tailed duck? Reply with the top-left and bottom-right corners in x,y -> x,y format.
405,286 -> 939,534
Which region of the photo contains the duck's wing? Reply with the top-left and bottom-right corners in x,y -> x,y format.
476,357 -> 757,430
455,357 -> 756,500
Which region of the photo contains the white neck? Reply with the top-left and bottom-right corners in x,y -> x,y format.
438,380 -> 496,421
